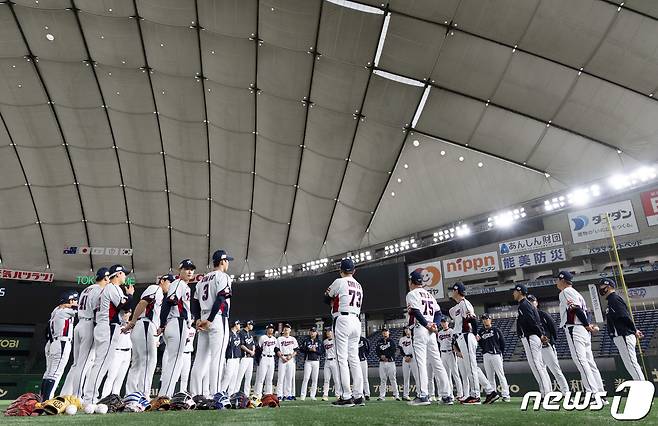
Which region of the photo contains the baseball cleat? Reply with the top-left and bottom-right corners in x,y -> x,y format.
332,398 -> 355,408
394,397 -> 401,401
402,396 -> 412,401
364,396 -> 370,401
440,396 -> 454,405
353,397 -> 365,406
300,396 -> 306,401
321,397 -> 328,401
377,397 -> 385,401
310,397 -> 316,401
484,391 -> 500,404
502,397 -> 511,403
460,396 -> 481,405
408,396 -> 431,406
430,396 -> 437,402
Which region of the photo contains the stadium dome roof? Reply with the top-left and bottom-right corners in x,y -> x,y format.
1,0 -> 657,281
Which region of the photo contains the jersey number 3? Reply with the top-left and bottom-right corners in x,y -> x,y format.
201,283 -> 209,301
348,289 -> 362,308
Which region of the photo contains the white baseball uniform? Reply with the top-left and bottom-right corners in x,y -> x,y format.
449,298 -> 480,398
559,286 -> 604,393
189,270 -> 231,395
159,279 -> 191,397
275,335 -> 298,398
327,277 -> 364,400
125,284 -> 164,396
43,306 -> 76,399
407,288 -> 450,399
101,320 -> 132,397
179,327 -> 196,393
541,344 -> 569,393
236,329 -> 255,395
222,328 -> 243,395
322,337 -> 341,397
398,335 -> 418,398
254,334 -> 277,397
358,336 -> 371,397
61,283 -> 102,396
437,327 -> 463,398
457,355 -> 495,395
83,284 -> 129,403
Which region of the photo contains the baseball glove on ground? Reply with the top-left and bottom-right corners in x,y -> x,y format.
98,393 -> 124,413
261,394 -> 280,408
192,395 -> 215,410
4,393 -> 41,416
55,395 -> 82,409
170,391 -> 196,410
147,396 -> 171,411
38,398 -> 67,415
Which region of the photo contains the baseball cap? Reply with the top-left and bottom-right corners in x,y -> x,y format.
409,270 -> 423,284
440,317 -> 448,322
58,290 -> 79,305
556,270 -> 573,282
179,258 -> 196,270
382,327 -> 389,332
309,326 -> 317,332
512,284 -> 529,295
232,319 -> 241,327
159,273 -> 175,283
266,323 -> 275,329
212,249 -> 234,263
599,278 -> 616,288
108,264 -> 129,278
480,313 -> 491,320
324,326 -> 332,331
450,282 -> 466,293
95,267 -> 110,282
527,294 -> 537,303
340,258 -> 355,273
246,320 -> 254,326
283,323 -> 291,329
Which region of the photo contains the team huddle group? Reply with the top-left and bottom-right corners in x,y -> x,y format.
37,249 -> 646,411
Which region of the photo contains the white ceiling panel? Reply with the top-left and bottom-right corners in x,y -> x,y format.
259,0 -> 321,52
78,13 -> 144,67
454,0 -> 540,46
198,0 -> 256,37
75,0 -> 135,18
389,0 -> 459,23
201,31 -> 254,88
258,43 -> 312,101
137,0 -> 195,27
140,20 -> 199,77
311,56 -> 369,113
415,88 -> 485,143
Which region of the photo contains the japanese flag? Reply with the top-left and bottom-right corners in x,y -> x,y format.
121,248 -> 133,256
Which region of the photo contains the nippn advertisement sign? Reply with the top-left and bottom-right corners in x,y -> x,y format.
443,252 -> 500,278
407,261 -> 443,300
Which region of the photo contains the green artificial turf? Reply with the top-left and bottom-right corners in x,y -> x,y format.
1,398 -> 656,425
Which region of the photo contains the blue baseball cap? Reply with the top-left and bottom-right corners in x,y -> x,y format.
556,271 -> 573,282
95,267 -> 110,282
108,264 -> 129,278
179,258 -> 196,270
340,258 -> 355,273
159,273 -> 175,283
266,323 -> 275,329
409,270 -> 423,284
450,282 -> 466,293
599,278 -> 616,288
58,290 -> 79,304
212,249 -> 234,263
512,284 -> 529,295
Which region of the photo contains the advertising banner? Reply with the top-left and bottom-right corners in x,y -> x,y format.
568,200 -> 639,244
501,247 -> 566,270
443,252 -> 499,278
407,260 -> 443,300
0,268 -> 53,282
640,188 -> 658,227
499,233 -> 563,255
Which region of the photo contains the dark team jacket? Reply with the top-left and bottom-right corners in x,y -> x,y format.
477,326 -> 505,355
516,298 -> 545,338
240,330 -> 255,357
375,337 -> 396,362
358,336 -> 370,361
605,292 -> 637,337
225,330 -> 243,359
538,310 -> 558,346
300,336 -> 324,361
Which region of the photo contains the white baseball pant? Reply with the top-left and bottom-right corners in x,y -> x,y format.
125,319 -> 159,396
322,359 -> 341,397
456,333 -> 480,398
159,318 -> 189,396
441,351 -> 463,398
360,360 -> 370,396
565,325 -> 604,393
541,345 -> 569,393
61,318 -> 94,397
333,314 -> 363,400
301,360 -> 320,398
483,353 -> 509,398
412,326 -> 450,399
254,356 -> 275,397
614,335 -> 645,380
522,335 -> 552,395
276,358 -> 295,397
236,357 -> 254,395
190,315 -> 228,395
179,351 -> 192,393
43,338 -> 72,399
402,357 -> 418,398
457,358 -> 495,395
101,348 -> 131,397
222,358 -> 241,394
83,323 -> 118,403
378,362 -> 399,398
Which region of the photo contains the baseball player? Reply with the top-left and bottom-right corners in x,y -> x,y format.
159,259 -> 195,397
83,264 -> 133,403
406,271 -> 452,406
598,278 -> 645,380
321,328 -> 341,400
324,258 -> 365,407
453,338 -> 498,402
123,273 -> 173,396
375,328 -> 399,401
101,310 -> 132,398
448,282 -> 499,405
236,320 -> 256,395
527,295 -> 569,394
254,323 -> 277,398
180,326 -> 196,393
437,318 -> 463,400
357,335 -> 371,400
275,323 -> 298,400
513,284 -> 552,395
300,326 -> 323,400
398,326 -> 418,401
41,290 -> 78,400
61,268 -> 109,397
190,250 -> 233,396
222,320 -> 243,394
477,313 -> 510,402
556,271 -> 604,393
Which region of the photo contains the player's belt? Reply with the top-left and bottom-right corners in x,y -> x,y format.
54,336 -> 71,342
117,348 -> 130,351
184,351 -> 192,354
263,355 -> 274,357
326,358 -> 335,361
340,312 -> 357,316
440,350 -> 452,353
79,317 -> 94,321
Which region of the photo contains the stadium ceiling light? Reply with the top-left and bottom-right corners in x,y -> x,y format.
373,69 -> 424,87
411,86 -> 431,127
46,33 -> 54,41
326,0 -> 384,14
455,224 -> 470,237
373,12 -> 391,66
412,140 -> 420,147
488,208 -> 525,228
608,166 -> 656,190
